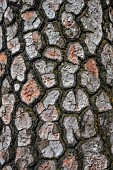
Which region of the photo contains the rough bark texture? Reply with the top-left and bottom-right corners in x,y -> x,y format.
0,0 -> 113,169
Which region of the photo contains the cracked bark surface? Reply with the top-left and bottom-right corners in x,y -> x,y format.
0,0 -> 113,169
